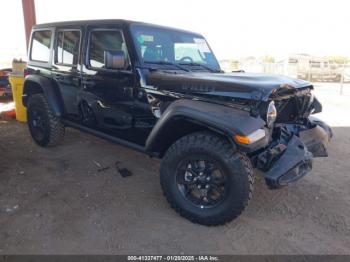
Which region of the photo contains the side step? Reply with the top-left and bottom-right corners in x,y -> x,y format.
62,120 -> 147,154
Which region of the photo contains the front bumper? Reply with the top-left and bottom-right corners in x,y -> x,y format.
264,135 -> 313,189
256,120 -> 331,189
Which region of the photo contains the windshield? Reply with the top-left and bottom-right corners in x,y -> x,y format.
130,24 -> 221,71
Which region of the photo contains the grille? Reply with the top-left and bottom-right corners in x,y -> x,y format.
275,94 -> 311,123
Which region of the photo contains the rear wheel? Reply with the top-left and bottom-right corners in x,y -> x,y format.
160,132 -> 254,226
27,94 -> 65,147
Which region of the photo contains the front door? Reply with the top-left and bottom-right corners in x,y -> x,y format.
78,27 -> 149,141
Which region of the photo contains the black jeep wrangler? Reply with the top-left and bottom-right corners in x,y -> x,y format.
23,20 -> 331,225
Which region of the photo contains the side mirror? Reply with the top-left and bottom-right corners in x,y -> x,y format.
104,50 -> 127,70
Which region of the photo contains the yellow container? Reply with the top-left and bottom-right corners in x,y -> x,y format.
9,75 -> 27,122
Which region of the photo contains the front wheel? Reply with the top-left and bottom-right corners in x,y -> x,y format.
27,94 -> 65,147
160,132 -> 254,226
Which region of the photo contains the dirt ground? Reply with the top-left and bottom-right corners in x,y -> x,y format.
0,87 -> 350,255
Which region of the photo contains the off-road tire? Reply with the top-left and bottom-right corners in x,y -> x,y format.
160,131 -> 254,226
27,94 -> 65,147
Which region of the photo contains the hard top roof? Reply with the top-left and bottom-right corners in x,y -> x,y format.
32,19 -> 202,36
33,19 -> 133,28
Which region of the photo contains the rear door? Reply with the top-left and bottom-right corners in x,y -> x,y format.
52,28 -> 82,116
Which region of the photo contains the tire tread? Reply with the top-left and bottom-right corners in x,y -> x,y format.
27,94 -> 65,147
160,131 -> 254,226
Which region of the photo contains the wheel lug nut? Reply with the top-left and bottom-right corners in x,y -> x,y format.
205,185 -> 210,189
206,177 -> 210,181
197,185 -> 201,189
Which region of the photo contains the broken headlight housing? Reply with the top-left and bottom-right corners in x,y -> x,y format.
266,101 -> 277,127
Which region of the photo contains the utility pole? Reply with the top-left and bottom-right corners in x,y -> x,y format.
340,63 -> 345,95
22,0 -> 36,50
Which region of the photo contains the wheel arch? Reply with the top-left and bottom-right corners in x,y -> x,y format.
145,99 -> 266,158
147,116 -> 233,158
23,75 -> 64,117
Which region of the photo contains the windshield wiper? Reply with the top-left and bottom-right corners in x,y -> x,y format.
178,62 -> 222,73
144,61 -> 189,72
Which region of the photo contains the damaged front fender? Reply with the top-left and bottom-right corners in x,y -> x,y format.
283,117 -> 332,157
299,125 -> 329,157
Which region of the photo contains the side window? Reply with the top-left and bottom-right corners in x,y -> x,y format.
56,30 -> 81,65
30,30 -> 52,62
88,30 -> 128,69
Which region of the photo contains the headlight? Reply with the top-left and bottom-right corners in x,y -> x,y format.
266,101 -> 277,127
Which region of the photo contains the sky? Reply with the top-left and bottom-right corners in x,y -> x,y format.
1,0 -> 350,64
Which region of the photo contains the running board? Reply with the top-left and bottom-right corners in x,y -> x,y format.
62,120 -> 147,154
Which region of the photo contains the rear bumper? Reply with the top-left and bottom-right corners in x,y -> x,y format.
257,120 -> 331,189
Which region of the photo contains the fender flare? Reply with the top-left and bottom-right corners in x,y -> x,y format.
145,99 -> 267,156
23,75 -> 64,117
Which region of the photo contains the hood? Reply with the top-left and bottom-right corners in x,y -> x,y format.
146,71 -> 312,101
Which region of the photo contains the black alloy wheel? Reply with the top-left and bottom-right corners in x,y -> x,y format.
176,158 -> 228,209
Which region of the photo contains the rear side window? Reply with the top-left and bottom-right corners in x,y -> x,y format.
30,30 -> 52,62
88,30 -> 128,69
56,30 -> 81,65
